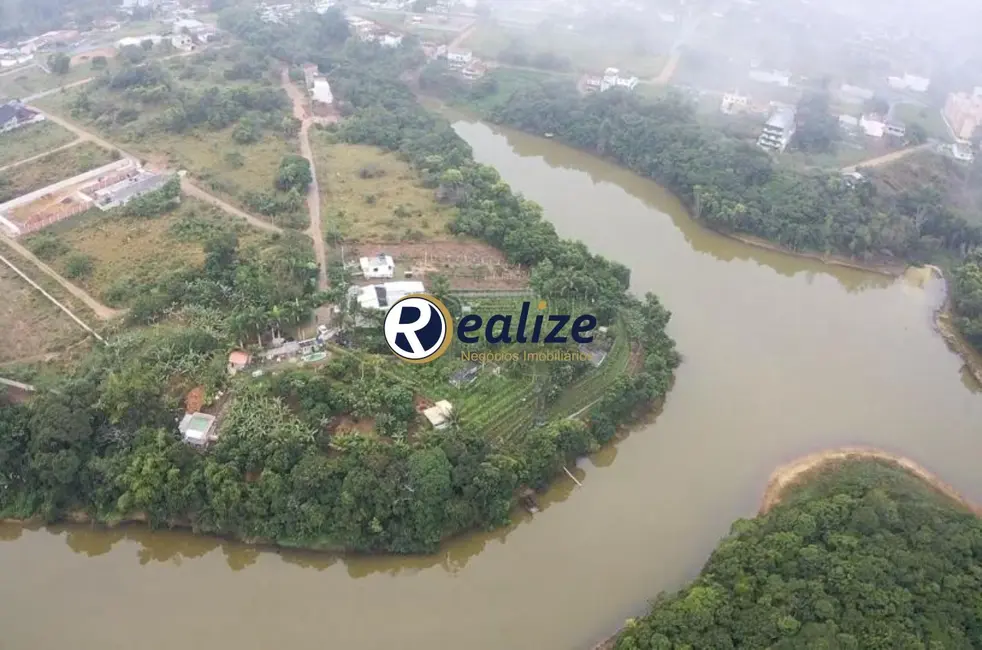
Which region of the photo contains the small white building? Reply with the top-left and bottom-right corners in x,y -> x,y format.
838,114 -> 860,130
758,105 -> 796,152
600,67 -> 638,92
952,142 -> 975,163
354,280 -> 425,310
859,114 -> 885,138
312,77 -> 333,105
888,73 -> 930,93
117,34 -> 163,48
423,400 -> 454,430
447,49 -> 473,66
360,254 -> 395,279
171,34 -> 194,50
838,84 -> 874,104
380,33 -> 403,48
720,92 -> 749,114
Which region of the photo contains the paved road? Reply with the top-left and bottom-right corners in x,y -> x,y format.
181,179 -> 284,234
0,138 -> 83,173
0,237 -> 118,323
281,68 -> 329,290
842,142 -> 932,172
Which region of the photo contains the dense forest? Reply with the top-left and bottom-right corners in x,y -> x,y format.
614,460 -> 982,649
0,13 -> 678,553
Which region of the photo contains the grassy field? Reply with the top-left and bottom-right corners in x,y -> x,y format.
24,197 -> 267,306
893,102 -> 951,141
0,257 -> 89,363
462,22 -> 666,77
312,136 -> 456,242
0,142 -> 118,203
0,121 -> 77,168
0,64 -> 100,102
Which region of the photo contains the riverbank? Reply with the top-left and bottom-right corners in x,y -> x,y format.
759,446 -> 982,515
722,231 -> 906,278
927,264 -> 982,387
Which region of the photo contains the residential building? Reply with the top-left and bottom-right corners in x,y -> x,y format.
354,281 -> 426,310
757,105 -> 796,152
171,34 -> 194,51
423,400 -> 454,430
885,121 -> 906,138
887,73 -> 930,93
600,67 -> 638,92
859,114 -> 885,138
360,254 -> 395,279
460,60 -> 487,80
952,141 -> 975,163
838,114 -> 860,130
446,48 -> 473,66
748,69 -> 791,87
380,33 -> 403,48
227,350 -> 252,375
302,63 -> 319,89
943,89 -> 982,140
116,34 -> 163,48
0,102 -> 44,134
720,92 -> 749,115
583,76 -> 602,93
312,77 -> 333,105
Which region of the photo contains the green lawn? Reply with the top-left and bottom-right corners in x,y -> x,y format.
0,120 -> 77,167
893,102 -> 951,141
0,64 -> 102,102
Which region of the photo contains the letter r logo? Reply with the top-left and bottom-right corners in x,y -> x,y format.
383,294 -> 453,363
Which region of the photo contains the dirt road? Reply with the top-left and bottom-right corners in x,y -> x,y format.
180,179 -> 284,234
0,235 -> 119,322
33,107 -> 136,160
448,24 -> 476,50
842,142 -> 931,172
23,77 -> 94,102
281,68 -> 329,290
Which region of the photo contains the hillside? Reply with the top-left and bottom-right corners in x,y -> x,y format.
613,459 -> 982,649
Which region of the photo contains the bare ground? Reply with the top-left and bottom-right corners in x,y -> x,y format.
351,240 -> 529,289
0,262 -> 87,362
759,447 -> 982,516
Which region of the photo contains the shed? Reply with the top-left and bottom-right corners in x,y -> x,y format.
360,254 -> 395,279
228,350 -> 251,374
179,412 -> 217,446
423,400 -> 454,429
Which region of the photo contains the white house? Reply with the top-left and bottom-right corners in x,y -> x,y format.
838,114 -> 860,130
171,34 -> 194,51
600,67 -> 638,92
859,114 -> 885,138
888,73 -> 930,93
354,281 -> 425,310
117,34 -> 163,48
360,254 -> 395,279
748,69 -> 791,87
178,412 -> 217,446
380,33 -> 403,48
312,77 -> 333,105
952,142 -> 975,163
720,92 -> 749,114
423,400 -> 454,430
447,49 -> 473,66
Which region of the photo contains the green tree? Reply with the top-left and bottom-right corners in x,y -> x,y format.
275,154 -> 313,192
47,52 -> 70,74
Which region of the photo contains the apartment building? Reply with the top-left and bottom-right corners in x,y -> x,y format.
943,88 -> 982,141
757,106 -> 796,152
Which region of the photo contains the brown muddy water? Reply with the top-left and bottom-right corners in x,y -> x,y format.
2,119 -> 981,650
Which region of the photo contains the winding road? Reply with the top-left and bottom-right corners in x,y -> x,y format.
281,68 -> 329,290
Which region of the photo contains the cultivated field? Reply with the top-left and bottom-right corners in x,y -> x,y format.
312,137 -> 456,242
0,260 -> 87,362
0,142 -> 118,203
0,121 -> 77,168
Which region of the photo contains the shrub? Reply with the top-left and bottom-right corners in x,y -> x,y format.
64,253 -> 95,279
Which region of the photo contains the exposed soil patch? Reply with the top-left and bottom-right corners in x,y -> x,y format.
759,447 -> 982,516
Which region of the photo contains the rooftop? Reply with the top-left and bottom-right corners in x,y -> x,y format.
765,106 -> 796,130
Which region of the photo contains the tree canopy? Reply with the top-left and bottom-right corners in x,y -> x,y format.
615,460 -> 982,650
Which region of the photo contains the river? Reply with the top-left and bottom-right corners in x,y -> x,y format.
2,119 -> 981,650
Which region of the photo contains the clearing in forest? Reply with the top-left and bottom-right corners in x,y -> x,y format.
23,197 -> 268,307
312,136 -> 456,242
0,261 -> 88,362
0,142 -> 119,204
0,121 -> 77,168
